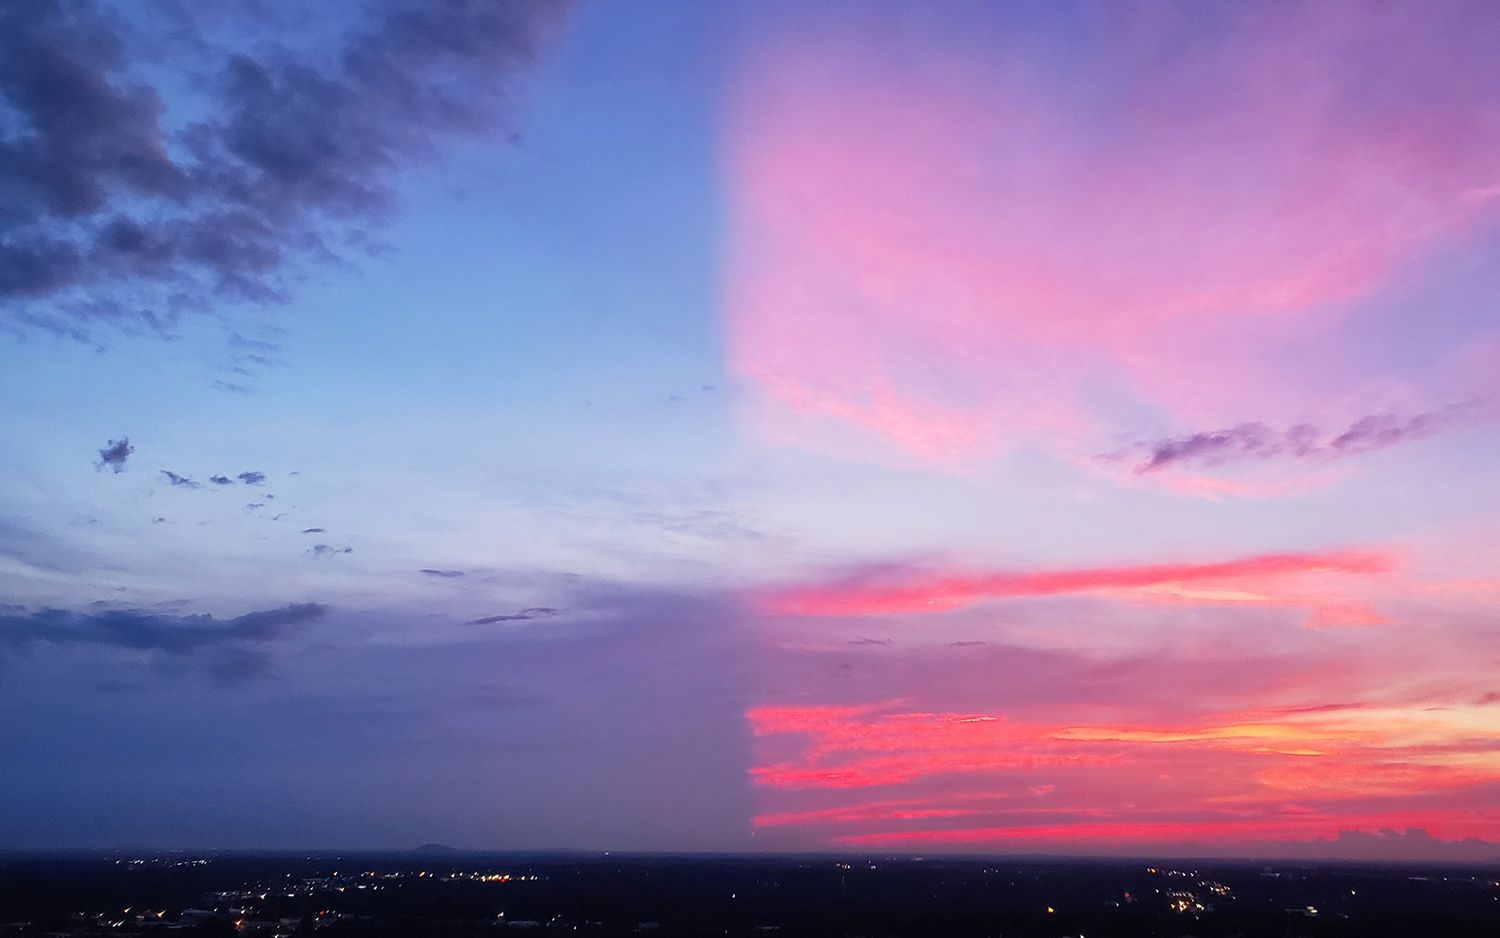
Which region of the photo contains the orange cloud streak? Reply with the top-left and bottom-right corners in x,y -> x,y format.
761,549 -> 1393,617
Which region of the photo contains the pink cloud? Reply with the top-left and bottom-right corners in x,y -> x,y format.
747,699 -> 1500,849
721,2 -> 1500,465
758,548 -> 1393,622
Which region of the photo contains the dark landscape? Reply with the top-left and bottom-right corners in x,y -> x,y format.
1,852 -> 1496,938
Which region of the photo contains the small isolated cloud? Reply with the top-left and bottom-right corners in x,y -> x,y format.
245,502 -> 265,510
468,607 -> 559,625
237,470 -> 267,485
208,475 -> 234,485
159,469 -> 200,488
96,437 -> 133,472
419,568 -> 465,578
847,637 -> 892,646
309,544 -> 352,557
301,527 -> 326,534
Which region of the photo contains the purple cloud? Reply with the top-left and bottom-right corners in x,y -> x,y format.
159,469 -> 200,488
468,607 -> 559,625
1118,401 -> 1485,473
0,0 -> 572,337
95,437 -> 133,472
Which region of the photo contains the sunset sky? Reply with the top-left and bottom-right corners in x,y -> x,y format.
2,0 -> 1498,860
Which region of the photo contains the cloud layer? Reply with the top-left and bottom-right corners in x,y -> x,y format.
0,0 -> 570,336
0,602 -> 326,654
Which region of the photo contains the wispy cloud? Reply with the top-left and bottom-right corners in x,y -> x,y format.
1117,402 -> 1486,474
420,568 -> 466,579
468,607 -> 559,625
723,6 -> 1500,465
237,470 -> 267,485
762,546 -> 1392,624
159,469 -> 200,489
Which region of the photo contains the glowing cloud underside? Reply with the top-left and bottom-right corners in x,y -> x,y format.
746,699 -> 1500,850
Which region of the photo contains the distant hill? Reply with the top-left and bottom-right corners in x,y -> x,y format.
411,843 -> 463,855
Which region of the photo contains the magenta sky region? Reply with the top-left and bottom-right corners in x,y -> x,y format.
724,1 -> 1500,858
1,0 -> 1498,858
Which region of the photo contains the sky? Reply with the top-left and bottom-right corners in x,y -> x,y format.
1,0 -> 1498,861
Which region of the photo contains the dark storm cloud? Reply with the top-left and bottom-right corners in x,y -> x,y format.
159,469 -> 200,488
0,0 -> 572,335
95,436 -> 133,472
237,470 -> 266,485
0,601 -> 326,655
208,474 -> 233,485
419,568 -> 466,578
468,607 -> 559,625
1114,401 -> 1485,473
